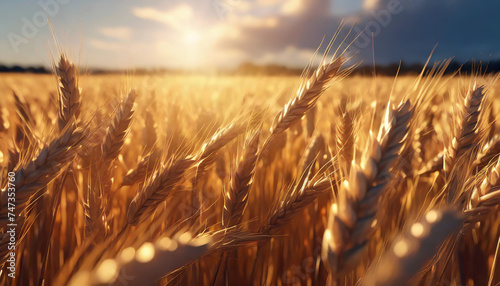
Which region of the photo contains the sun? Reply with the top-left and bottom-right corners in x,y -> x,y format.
183,30 -> 201,45
363,0 -> 380,10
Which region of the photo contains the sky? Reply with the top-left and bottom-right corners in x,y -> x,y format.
0,0 -> 499,70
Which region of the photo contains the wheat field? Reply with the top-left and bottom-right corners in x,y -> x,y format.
0,54 -> 499,286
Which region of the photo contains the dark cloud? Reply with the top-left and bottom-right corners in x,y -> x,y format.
215,0 -> 342,57
357,0 -> 500,63
217,0 -> 500,64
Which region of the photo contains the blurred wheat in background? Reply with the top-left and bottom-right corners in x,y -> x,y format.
0,45 -> 499,286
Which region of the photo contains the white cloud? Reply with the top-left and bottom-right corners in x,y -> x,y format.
208,24 -> 241,42
99,27 -> 132,40
280,0 -> 306,15
123,0 -> 387,68
132,5 -> 193,31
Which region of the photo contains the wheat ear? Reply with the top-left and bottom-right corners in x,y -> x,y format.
13,92 -> 35,127
127,157 -> 195,225
222,130 -> 260,227
413,111 -> 434,164
260,175 -> 332,235
0,124 -> 84,227
270,57 -> 343,135
121,148 -> 162,187
57,54 -> 81,131
217,130 -> 260,286
362,208 -> 463,286
68,233 -> 212,286
191,123 -> 244,216
472,134 -> 500,173
262,57 -> 345,153
336,103 -> 355,175
321,100 -> 413,275
193,123 -> 244,187
101,90 -> 137,163
443,86 -> 485,174
13,92 -> 37,149
468,155 -> 500,215
84,90 -> 137,238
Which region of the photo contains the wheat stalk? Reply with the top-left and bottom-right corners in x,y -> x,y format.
321,99 -> 413,275
84,90 -> 138,238
191,123 -> 244,217
222,130 -> 260,227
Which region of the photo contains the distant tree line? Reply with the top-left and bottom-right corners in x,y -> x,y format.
234,60 -> 500,76
352,60 -> 500,76
1,60 -> 499,76
0,65 -> 49,74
